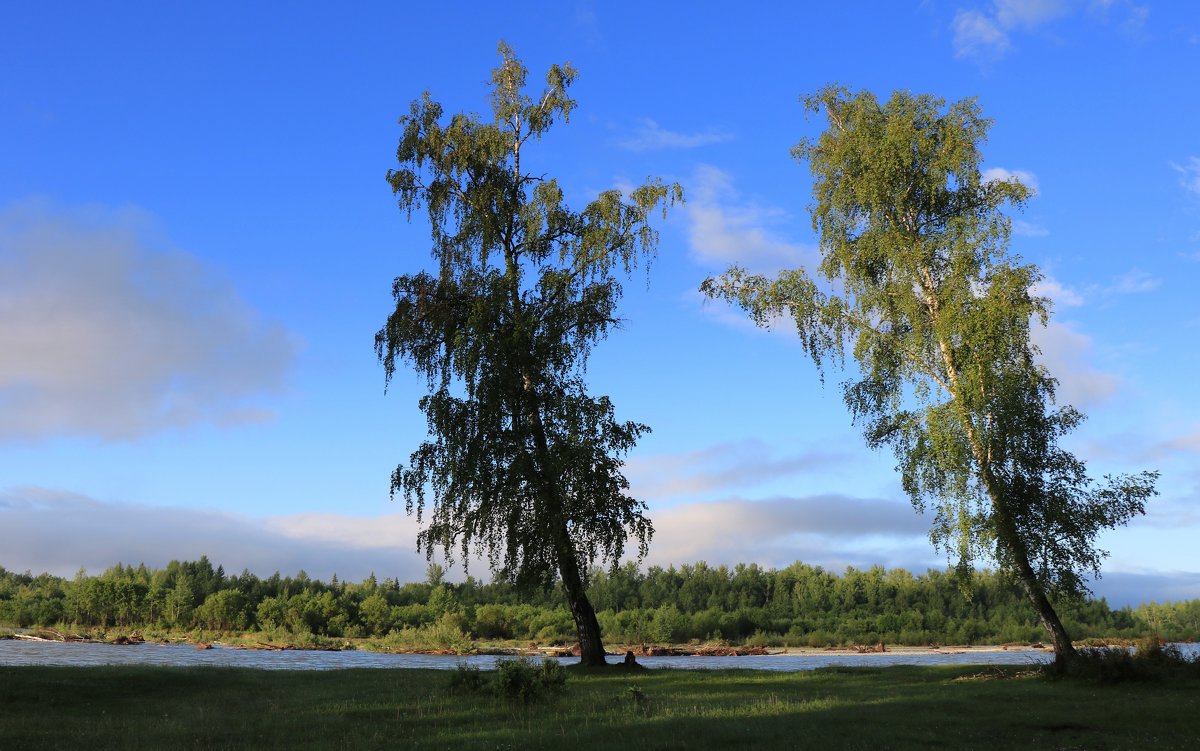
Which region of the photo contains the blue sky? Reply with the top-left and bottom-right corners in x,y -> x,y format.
2,1 -> 1198,606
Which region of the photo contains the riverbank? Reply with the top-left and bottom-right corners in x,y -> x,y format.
0,626 -> 1087,657
2,663 -> 1198,749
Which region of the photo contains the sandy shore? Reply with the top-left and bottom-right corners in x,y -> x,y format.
768,644 -> 1053,655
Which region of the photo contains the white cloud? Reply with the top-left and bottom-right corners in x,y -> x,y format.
983,166 -> 1040,195
1032,276 -> 1085,306
0,200 -> 297,442
953,9 -> 1012,59
1031,320 -> 1120,407
685,165 -> 818,273
951,1 -> 1069,61
1032,269 -> 1158,309
644,495 -> 936,573
0,487 -> 431,581
1171,156 -> 1200,200
1089,0 -> 1150,35
994,0 -> 1069,28
952,0 -> 1144,61
1013,219 -> 1049,237
4,487 -> 1194,605
1107,268 -> 1160,295
616,119 -> 734,152
0,486 -> 935,584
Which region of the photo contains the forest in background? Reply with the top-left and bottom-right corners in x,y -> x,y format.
2,557 -> 1197,648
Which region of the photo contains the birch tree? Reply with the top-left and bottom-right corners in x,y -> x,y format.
702,86 -> 1157,664
377,43 -> 681,666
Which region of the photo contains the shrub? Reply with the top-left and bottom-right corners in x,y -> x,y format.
447,663 -> 486,695
448,658 -> 568,704
1045,637 -> 1196,683
494,658 -> 567,703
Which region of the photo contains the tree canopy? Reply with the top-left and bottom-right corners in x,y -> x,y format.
702,85 -> 1157,663
376,43 -> 681,664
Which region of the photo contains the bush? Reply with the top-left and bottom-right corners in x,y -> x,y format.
1045,637 -> 1197,683
447,663 -> 487,695
495,658 -> 567,703
381,613 -> 473,654
447,658 -> 568,704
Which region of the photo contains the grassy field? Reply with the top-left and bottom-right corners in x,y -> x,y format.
1,663 -> 1197,750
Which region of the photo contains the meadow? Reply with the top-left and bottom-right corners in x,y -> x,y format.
2,662 -> 1198,750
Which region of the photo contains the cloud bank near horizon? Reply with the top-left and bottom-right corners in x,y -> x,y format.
1,486 -> 1193,607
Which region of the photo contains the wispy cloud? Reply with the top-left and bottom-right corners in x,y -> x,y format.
1013,219 -> 1050,237
983,166 -> 1040,194
995,0 -> 1071,27
1145,431 -> 1200,460
1031,320 -> 1120,407
1032,269 -> 1160,309
1032,276 -> 1085,306
952,0 -> 1147,61
1107,269 -> 1160,295
1089,0 -> 1151,36
953,9 -> 1012,60
626,440 -> 848,501
616,119 -> 734,152
1171,156 -> 1200,200
684,165 -> 818,273
0,200 -> 297,442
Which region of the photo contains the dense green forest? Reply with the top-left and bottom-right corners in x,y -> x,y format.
1,558 -> 1196,647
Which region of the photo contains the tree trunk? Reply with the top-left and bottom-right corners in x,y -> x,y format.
522,383 -> 608,667
555,528 -> 607,666
992,507 -> 1076,665
1010,554 -> 1076,666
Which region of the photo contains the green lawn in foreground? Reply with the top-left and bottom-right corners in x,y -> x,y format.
1,664 -> 1197,750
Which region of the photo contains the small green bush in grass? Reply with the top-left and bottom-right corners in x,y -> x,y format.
447,658 -> 568,704
447,663 -> 487,695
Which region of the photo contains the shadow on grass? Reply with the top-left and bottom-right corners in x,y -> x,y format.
2,664 -> 1198,750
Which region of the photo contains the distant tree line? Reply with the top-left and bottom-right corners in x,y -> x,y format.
1,558 -> 1196,647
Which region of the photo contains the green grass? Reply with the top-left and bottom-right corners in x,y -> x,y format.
1,664 -> 1197,749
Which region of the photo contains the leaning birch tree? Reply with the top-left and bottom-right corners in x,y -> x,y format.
377,43 -> 681,666
702,86 -> 1157,665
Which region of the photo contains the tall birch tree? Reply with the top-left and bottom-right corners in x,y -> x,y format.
702,86 -> 1157,665
377,43 -> 681,666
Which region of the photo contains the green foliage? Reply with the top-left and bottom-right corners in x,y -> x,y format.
376,43 -> 680,664
382,613 -> 474,654
702,85 -> 1158,655
447,662 -> 487,694
1045,637 -> 1200,683
446,658 -> 568,704
2,560 -> 1196,648
494,658 -> 568,703
376,43 -> 679,593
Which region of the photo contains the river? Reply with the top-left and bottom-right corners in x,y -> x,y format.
8,641 -> 1196,671
2,638 -> 1190,667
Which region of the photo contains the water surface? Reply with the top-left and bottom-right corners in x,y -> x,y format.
3,641 -> 1195,671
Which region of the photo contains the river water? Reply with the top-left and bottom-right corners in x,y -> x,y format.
9,641 -> 1197,671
